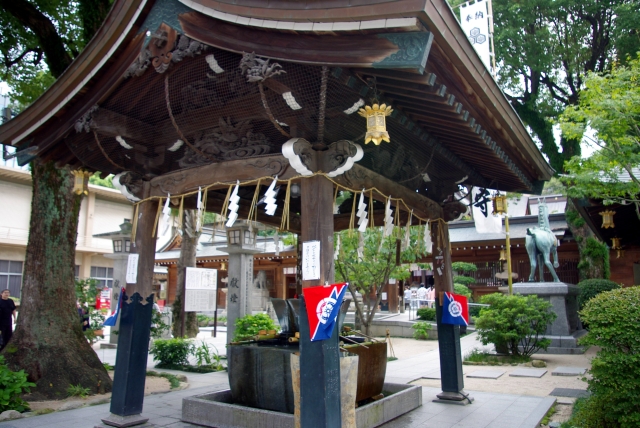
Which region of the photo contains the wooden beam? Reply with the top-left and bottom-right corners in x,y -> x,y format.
334,164 -> 443,220
147,155 -> 296,197
91,108 -> 158,143
180,12 -> 430,71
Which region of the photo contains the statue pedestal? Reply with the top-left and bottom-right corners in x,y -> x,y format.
500,282 -> 586,354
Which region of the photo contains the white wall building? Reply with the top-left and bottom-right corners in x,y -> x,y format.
0,164 -> 134,297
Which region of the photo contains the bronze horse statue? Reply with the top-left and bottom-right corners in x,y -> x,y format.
525,202 -> 560,282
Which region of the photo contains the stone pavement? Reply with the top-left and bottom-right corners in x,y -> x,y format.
0,315 -> 558,428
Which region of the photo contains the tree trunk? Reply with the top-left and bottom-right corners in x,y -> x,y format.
566,199 -> 610,280
2,159 -> 112,399
171,210 -> 200,338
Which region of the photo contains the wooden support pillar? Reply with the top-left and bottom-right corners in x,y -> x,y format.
299,175 -> 342,428
102,194 -> 156,427
431,221 -> 467,403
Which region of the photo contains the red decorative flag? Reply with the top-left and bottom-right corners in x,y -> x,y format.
302,283 -> 348,341
441,292 -> 469,326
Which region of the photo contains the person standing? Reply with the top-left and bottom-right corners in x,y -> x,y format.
416,283 -> 427,307
0,289 -> 17,350
403,286 -> 412,310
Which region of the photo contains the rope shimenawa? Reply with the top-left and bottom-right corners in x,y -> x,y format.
130,171 -> 447,240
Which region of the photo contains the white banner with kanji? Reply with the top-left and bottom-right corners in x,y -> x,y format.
472,187 -> 503,234
460,1 -> 491,70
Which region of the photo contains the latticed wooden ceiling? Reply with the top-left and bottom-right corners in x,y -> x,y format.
0,0 -> 553,216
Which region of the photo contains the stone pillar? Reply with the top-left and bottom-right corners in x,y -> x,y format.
299,175 -> 341,428
431,221 -> 467,403
101,196 -> 156,427
219,245 -> 259,344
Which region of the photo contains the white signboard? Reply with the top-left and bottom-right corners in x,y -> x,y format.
460,1 -> 491,70
125,253 -> 139,284
302,240 -> 321,281
185,267 -> 218,312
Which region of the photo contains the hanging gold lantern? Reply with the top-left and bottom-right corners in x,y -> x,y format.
611,237 -> 622,250
599,210 -> 615,228
499,249 -> 507,261
358,103 -> 393,145
72,170 -> 93,195
492,193 -> 508,215
616,249 -> 625,259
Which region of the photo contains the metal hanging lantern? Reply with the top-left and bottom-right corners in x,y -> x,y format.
358,103 -> 393,145
499,249 -> 507,261
599,210 -> 615,228
611,237 -> 622,250
616,249 -> 625,259
492,193 -> 508,215
72,170 -> 92,195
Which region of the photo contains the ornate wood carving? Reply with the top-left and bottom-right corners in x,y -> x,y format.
177,118 -> 273,167
123,25 -> 207,78
150,171 -> 187,195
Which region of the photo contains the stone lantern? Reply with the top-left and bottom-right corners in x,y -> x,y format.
93,220 -> 132,345
218,220 -> 263,343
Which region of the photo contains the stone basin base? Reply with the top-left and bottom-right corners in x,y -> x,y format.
182,383 -> 422,428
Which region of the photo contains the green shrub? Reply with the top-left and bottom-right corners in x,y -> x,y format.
453,276 -> 475,287
453,284 -> 472,299
233,313 -> 279,341
451,262 -> 478,273
149,338 -> 194,367
417,307 -> 436,321
0,356 -> 35,412
577,278 -> 620,310
67,384 -> 90,398
150,308 -> 170,339
476,293 -> 556,357
468,304 -> 482,319
411,321 -> 431,340
193,342 -> 224,370
574,287 -> 640,427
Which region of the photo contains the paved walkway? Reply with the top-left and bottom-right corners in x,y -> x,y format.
0,314 -> 556,428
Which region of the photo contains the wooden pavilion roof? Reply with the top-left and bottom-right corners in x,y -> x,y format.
0,0 -> 553,225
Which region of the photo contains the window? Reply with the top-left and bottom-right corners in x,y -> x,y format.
228,229 -> 241,244
90,266 -> 114,288
0,260 -> 23,298
75,265 -> 80,278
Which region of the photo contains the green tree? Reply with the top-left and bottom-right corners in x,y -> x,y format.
449,0 -> 639,173
560,56 -> 640,216
334,226 -> 428,335
0,0 -> 114,399
88,172 -> 115,189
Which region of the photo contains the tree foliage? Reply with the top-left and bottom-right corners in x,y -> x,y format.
335,226 -> 428,334
0,0 -> 112,108
449,0 -> 639,172
560,56 -> 640,216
